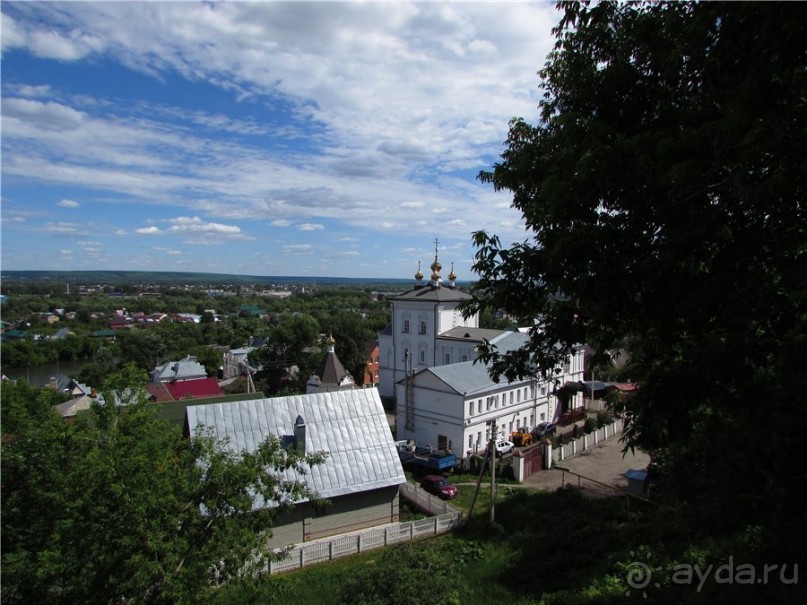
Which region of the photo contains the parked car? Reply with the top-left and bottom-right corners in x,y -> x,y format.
494,439 -> 514,455
531,422 -> 556,439
420,475 -> 458,500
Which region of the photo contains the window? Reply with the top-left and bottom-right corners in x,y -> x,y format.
444,353 -> 450,364
419,320 -> 427,335
478,400 -> 482,414
461,355 -> 468,362
486,397 -> 492,411
540,412 -> 546,422
419,350 -> 425,364
403,348 -> 410,363
403,319 -> 410,333
509,392 -> 514,405
517,389 -> 521,402
468,401 -> 474,416
468,435 -> 473,449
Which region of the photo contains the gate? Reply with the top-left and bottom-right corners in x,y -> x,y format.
522,443 -> 544,479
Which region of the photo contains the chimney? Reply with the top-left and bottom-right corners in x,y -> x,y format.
294,415 -> 306,454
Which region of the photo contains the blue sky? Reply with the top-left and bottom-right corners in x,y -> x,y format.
1,1 -> 557,280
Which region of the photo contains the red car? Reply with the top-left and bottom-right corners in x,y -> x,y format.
419,475 -> 458,500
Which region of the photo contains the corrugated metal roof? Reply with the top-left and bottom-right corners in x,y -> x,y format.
185,389 -> 405,504
424,360 -> 532,396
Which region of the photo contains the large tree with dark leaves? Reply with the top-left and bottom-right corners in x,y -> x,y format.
1,366 -> 325,604
466,1 -> 806,531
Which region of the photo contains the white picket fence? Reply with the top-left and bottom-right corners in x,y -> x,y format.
267,509 -> 462,574
552,418 -> 624,464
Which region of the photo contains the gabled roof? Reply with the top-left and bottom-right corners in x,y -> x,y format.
185,389 -> 405,503
165,377 -> 224,400
151,356 -> 207,383
413,360 -> 532,397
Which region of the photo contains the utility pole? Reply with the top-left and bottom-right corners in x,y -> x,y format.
488,418 -> 497,524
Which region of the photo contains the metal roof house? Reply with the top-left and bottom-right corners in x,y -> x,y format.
184,388 -> 405,548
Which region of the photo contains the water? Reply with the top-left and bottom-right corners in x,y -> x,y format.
3,359 -> 89,387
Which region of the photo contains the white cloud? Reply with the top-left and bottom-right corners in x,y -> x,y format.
2,98 -> 85,131
135,226 -> 162,235
297,223 -> 324,231
57,198 -> 79,208
0,2 -> 557,275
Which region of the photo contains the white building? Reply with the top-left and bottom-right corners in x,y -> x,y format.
394,351 -> 585,462
378,243 -> 586,463
377,247 -> 478,400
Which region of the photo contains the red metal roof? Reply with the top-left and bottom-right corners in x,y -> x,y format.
165,377 -> 223,400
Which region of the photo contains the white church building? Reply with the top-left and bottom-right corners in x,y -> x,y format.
377,243 -> 585,462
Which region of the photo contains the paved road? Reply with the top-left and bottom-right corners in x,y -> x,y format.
520,434 -> 650,497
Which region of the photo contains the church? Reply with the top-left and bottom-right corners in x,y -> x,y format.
377,242 -> 585,460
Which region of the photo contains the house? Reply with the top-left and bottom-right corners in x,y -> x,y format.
222,347 -> 256,379
306,335 -> 356,394
184,389 -> 406,548
150,355 -> 207,384
164,377 -> 223,400
362,340 -> 380,387
49,328 -> 74,340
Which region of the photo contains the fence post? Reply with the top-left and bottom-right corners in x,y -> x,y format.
357,533 -> 362,553
300,547 -> 305,569
329,541 -> 333,561
384,527 -> 389,546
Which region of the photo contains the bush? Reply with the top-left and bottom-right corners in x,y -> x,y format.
596,411 -> 613,428
583,418 -> 597,434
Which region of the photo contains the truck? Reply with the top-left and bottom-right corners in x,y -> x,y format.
396,441 -> 456,472
511,427 -> 534,447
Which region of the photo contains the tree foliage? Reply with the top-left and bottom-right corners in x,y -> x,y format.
1,367 -> 325,604
466,1 -> 806,530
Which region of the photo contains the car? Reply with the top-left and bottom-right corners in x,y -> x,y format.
494,439 -> 514,455
531,422 -> 556,439
420,474 -> 458,500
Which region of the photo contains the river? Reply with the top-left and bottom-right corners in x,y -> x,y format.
3,359 -> 91,387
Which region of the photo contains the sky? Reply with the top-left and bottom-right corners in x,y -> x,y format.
1,1 -> 559,280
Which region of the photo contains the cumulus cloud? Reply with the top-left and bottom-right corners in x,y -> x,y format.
297,223 -> 324,231
57,198 -> 79,208
135,226 -> 162,235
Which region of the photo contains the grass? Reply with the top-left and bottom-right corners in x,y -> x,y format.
210,484 -> 804,604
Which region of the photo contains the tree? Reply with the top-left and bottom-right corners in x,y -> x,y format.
1,366 -> 325,604
465,1 -> 806,532
250,313 -> 320,395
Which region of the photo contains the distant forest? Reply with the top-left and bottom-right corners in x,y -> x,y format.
0,270 -> 429,289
